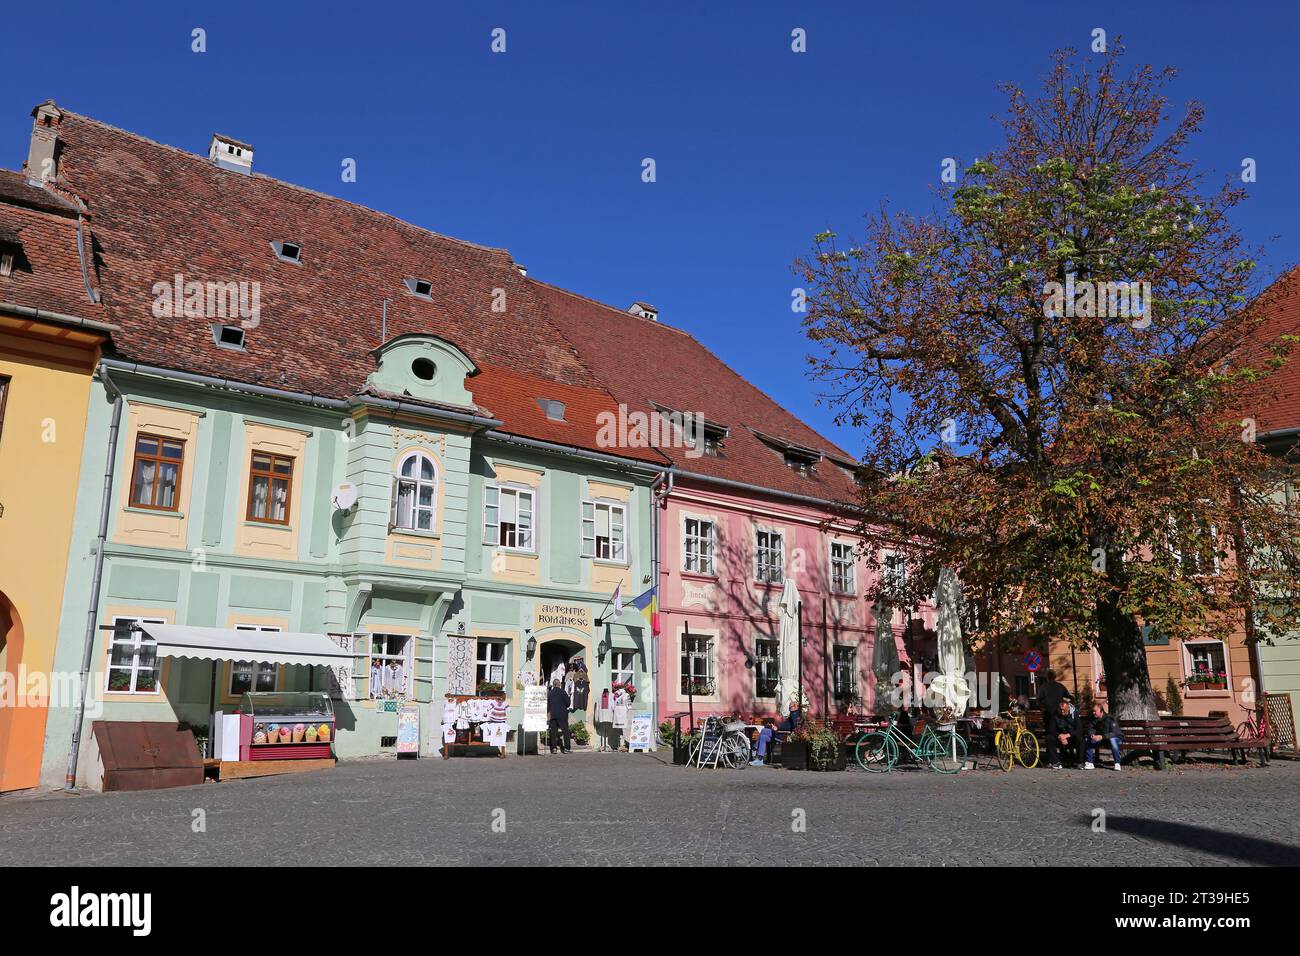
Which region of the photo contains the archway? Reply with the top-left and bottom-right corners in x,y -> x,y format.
535,631 -> 595,748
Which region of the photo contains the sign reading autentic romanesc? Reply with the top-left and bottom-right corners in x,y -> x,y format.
534,603 -> 592,632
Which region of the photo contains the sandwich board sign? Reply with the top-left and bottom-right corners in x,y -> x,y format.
627,713 -> 653,752
523,685 -> 548,732
396,701 -> 420,757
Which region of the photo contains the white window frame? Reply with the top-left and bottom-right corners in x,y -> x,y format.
229,625 -> 282,696
484,485 -> 536,553
683,516 -> 716,576
368,633 -> 414,700
680,634 -> 715,696
1183,639 -> 1229,688
105,616 -> 166,695
830,541 -> 856,595
611,650 -> 636,686
755,529 -> 784,584
1168,516 -> 1221,577
475,638 -> 508,687
832,644 -> 858,698
582,500 -> 627,563
391,451 -> 438,532
754,637 -> 779,699
882,551 -> 907,596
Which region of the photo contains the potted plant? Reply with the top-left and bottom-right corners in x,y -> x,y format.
569,720 -> 590,747
1165,675 -> 1185,716
780,721 -> 811,770
807,722 -> 846,771
1208,669 -> 1228,690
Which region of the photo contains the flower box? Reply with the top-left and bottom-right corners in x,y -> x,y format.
1188,682 -> 1207,691
778,740 -> 808,770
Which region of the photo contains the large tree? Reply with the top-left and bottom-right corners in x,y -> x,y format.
799,47 -> 1300,718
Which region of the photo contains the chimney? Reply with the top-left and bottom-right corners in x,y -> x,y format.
628,301 -> 659,322
25,100 -> 63,183
209,133 -> 254,175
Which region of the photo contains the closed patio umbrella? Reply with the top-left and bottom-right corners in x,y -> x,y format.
871,599 -> 900,714
928,566 -> 971,718
777,579 -> 801,716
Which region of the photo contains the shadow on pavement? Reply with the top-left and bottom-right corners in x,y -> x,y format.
1087,815 -> 1300,865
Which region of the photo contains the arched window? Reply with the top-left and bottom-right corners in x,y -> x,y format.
391,452 -> 437,531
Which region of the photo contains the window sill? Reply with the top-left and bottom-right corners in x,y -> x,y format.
124,505 -> 184,519
679,570 -> 719,583
494,547 -> 537,557
390,527 -> 440,540
590,558 -> 629,569
244,520 -> 293,531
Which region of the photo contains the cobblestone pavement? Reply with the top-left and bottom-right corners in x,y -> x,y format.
2,753 -> 1298,866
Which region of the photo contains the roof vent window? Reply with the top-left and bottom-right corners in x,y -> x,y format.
404,278 -> 433,299
208,134 -> 254,175
212,324 -> 246,350
536,398 -> 566,422
271,240 -> 302,264
411,357 -> 436,381
628,301 -> 659,322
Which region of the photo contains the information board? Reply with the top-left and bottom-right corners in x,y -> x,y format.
627,713 -> 653,752
523,685 -> 548,732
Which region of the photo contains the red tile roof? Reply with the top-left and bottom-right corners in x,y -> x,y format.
534,282 -> 860,501
0,171 -> 102,319
1242,267 -> 1300,435
14,104 -> 856,498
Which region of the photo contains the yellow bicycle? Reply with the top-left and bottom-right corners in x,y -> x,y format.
993,712 -> 1040,770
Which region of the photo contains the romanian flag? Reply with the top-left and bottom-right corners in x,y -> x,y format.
628,585 -> 660,636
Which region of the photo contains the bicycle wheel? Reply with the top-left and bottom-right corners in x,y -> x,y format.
724,735 -> 751,769
925,730 -> 967,774
1015,731 -> 1040,769
854,731 -> 897,772
994,730 -> 1014,772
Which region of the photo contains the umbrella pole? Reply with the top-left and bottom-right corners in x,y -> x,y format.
797,601 -> 803,717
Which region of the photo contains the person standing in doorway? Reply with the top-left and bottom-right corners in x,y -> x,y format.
547,679 -> 571,754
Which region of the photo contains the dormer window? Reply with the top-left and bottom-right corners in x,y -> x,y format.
212,324 -> 246,350
0,252 -> 12,278
653,403 -> 728,455
271,240 -> 302,264
752,428 -> 822,477
536,398 -> 565,422
404,278 -> 433,299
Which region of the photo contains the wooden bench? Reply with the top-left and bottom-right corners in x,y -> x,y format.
1119,716 -> 1268,769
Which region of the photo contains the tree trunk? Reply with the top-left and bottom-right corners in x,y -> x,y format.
1095,598 -> 1159,719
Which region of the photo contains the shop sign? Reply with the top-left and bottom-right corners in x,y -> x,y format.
681,581 -> 717,611
627,713 -> 653,752
523,685 -> 548,732
535,602 -> 592,632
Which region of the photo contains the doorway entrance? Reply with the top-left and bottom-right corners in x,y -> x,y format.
536,635 -> 594,747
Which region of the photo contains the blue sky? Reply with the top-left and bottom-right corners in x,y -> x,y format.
3,2 -> 1298,455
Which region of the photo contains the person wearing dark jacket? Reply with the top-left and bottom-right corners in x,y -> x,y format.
1039,670 -> 1072,716
547,680 -> 571,754
1046,698 -> 1083,768
1083,702 -> 1123,770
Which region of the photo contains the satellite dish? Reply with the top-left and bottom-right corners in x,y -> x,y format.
331,482 -> 358,511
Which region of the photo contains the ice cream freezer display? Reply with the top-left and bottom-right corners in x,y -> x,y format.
238,691 -> 335,760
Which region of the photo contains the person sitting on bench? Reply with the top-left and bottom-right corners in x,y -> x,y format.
1083,701 -> 1123,770
750,718 -> 778,766
1046,698 -> 1083,769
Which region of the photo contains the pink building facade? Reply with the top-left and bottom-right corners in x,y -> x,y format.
654,474 -> 934,724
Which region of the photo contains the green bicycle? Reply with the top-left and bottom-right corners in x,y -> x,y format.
854,715 -> 967,774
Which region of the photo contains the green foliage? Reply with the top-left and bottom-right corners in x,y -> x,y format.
1165,675 -> 1184,717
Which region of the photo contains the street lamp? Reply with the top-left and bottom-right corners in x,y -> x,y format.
525,631 -> 536,659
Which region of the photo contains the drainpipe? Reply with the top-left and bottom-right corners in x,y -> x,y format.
649,471 -> 668,745
64,361 -> 123,789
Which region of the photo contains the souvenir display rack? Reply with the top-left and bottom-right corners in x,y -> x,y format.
441,693 -> 508,758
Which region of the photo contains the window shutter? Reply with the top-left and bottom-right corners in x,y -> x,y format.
518,490 -> 534,550
612,505 -> 625,562
412,635 -> 433,703
483,486 -> 499,545
389,475 -> 400,529
581,501 -> 596,557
